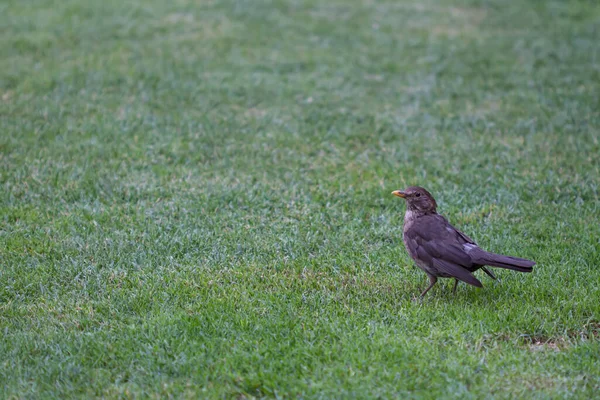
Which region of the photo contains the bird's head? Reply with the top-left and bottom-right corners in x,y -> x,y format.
391,186 -> 437,214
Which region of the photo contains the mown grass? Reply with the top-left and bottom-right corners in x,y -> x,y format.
1,0 -> 600,398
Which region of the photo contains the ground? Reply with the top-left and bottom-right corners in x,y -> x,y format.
1,0 -> 599,398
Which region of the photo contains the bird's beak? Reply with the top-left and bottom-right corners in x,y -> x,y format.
391,190 -> 406,198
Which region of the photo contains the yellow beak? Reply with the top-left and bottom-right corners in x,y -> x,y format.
391,190 -> 406,198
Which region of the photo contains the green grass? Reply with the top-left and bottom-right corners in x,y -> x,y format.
1,0 -> 600,397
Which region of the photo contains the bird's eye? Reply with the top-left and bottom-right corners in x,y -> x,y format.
415,193 -> 421,197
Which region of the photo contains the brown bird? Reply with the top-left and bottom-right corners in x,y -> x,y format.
392,186 -> 535,298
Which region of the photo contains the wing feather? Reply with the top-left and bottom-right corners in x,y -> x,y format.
432,258 -> 482,287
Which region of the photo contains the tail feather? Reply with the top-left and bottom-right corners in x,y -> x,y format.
481,267 -> 497,280
475,251 -> 535,273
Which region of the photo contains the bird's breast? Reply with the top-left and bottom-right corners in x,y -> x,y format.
403,210 -> 417,233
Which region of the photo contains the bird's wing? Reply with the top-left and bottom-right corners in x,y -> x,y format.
432,258 -> 482,287
409,214 -> 474,267
439,216 -> 497,279
439,215 -> 478,246
406,214 -> 483,287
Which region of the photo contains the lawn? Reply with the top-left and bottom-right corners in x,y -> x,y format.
1,0 -> 599,398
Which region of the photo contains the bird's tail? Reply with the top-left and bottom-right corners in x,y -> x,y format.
477,251 -> 535,273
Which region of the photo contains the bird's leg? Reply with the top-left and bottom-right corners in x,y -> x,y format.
452,279 -> 459,294
420,274 -> 437,298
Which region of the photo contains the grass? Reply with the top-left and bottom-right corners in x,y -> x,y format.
1,0 -> 600,397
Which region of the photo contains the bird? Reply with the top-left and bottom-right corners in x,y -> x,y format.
391,186 -> 535,298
